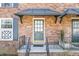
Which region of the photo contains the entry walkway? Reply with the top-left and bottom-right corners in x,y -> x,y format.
17,44 -> 79,56
17,44 -> 64,56
30,45 -> 46,52
29,45 -> 47,56
49,45 -> 64,52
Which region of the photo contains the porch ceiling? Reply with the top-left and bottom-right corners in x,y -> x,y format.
15,8 -> 61,16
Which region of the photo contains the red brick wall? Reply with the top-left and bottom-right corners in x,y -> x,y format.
19,16 -> 60,44
0,3 -> 79,17
0,3 -> 79,54
61,15 -> 79,43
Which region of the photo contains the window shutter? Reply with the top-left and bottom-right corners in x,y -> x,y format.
13,18 -> 18,41
13,3 -> 18,8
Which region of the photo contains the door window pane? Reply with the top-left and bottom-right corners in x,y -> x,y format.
34,20 -> 43,32
35,21 -> 38,25
35,27 -> 38,31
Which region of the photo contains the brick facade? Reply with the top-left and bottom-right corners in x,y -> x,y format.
19,16 -> 60,44
0,3 -> 79,55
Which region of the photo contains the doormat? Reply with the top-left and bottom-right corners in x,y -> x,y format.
33,45 -> 43,47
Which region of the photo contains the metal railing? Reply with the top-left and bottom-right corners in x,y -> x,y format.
19,35 -> 25,49
46,37 -> 50,56
19,36 -> 50,56
26,37 -> 31,56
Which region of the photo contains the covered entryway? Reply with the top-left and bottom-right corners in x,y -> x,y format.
15,8 -> 63,56
15,8 -> 60,45
60,8 -> 79,49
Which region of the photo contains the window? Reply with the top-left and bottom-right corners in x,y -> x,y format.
0,3 -> 1,7
1,20 -> 12,28
72,20 -> 79,42
34,20 -> 43,32
0,3 -> 18,8
0,18 -> 13,41
2,3 -> 12,7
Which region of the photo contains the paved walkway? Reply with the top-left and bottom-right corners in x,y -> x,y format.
18,44 -> 79,56
30,45 -> 64,52
49,45 -> 64,52
30,45 -> 46,52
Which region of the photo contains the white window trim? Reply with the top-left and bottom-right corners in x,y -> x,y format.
0,18 -> 13,41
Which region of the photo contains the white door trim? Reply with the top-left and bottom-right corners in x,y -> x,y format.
32,18 -> 45,45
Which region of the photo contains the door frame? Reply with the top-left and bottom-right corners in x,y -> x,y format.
32,18 -> 46,45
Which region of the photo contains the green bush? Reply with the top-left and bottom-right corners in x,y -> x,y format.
0,54 -> 18,56
61,30 -> 64,41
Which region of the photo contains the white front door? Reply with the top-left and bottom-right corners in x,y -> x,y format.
33,18 -> 45,45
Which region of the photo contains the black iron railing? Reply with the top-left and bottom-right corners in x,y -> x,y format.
46,37 -> 50,56
19,35 -> 25,49
26,37 -> 31,56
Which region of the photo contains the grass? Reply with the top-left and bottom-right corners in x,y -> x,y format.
0,54 -> 18,56
0,48 -> 18,56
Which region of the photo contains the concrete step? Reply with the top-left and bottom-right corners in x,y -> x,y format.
29,52 -> 47,56
17,45 -> 28,56
29,45 -> 47,56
